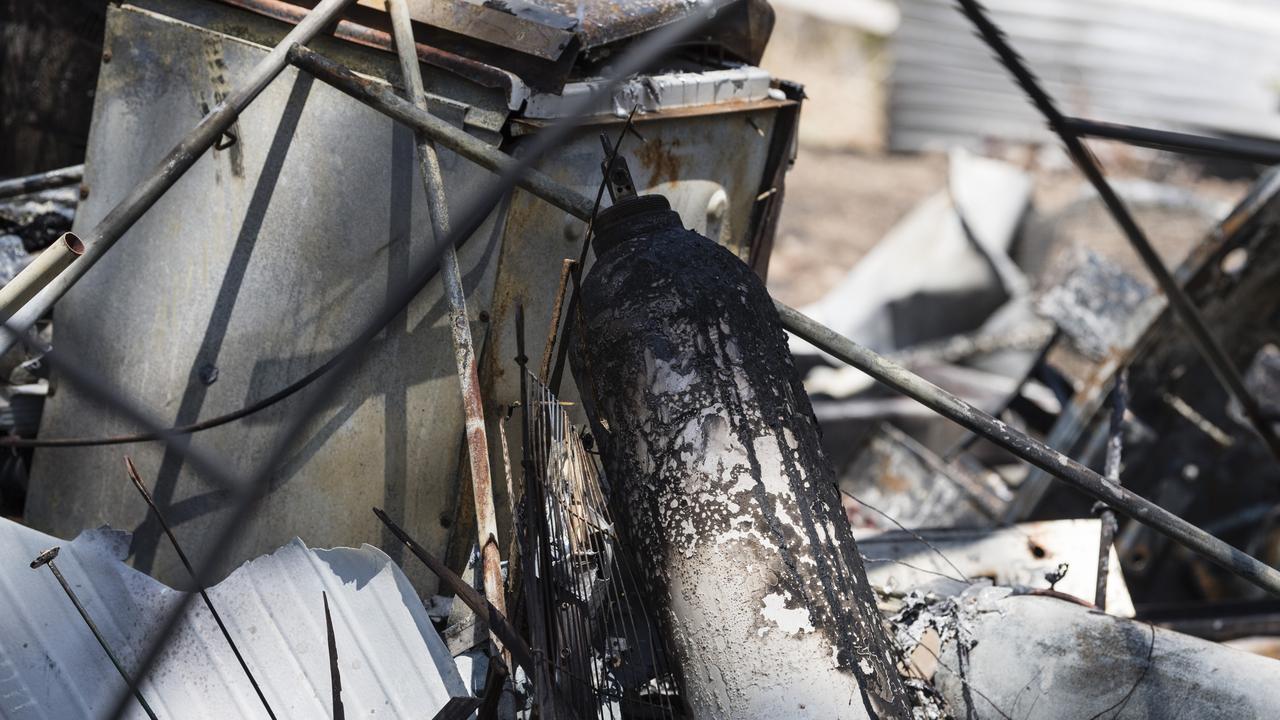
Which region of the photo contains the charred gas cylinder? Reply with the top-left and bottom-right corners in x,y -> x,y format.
573,187 -> 911,719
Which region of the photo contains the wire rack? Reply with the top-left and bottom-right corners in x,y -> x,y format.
519,373 -> 680,719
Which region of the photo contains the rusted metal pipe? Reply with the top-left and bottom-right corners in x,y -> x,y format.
287,45 -> 596,220
385,0 -> 506,657
0,164 -> 84,199
0,0 -> 358,355
0,232 -> 83,323
292,48 -> 1280,598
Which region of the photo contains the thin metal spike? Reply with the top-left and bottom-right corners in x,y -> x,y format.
323,592 -> 344,720
124,457 -> 277,720
31,548 -> 160,720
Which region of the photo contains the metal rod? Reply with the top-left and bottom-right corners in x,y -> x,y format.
539,259 -> 577,382
775,301 -> 1280,596
0,164 -> 84,199
30,547 -> 160,720
287,45 -> 596,221
1063,117 -> 1280,166
385,0 -> 507,660
955,0 -> 1280,466
434,696 -> 484,720
1095,369 -> 1127,610
372,507 -> 536,676
123,457 -> 277,719
323,592 -> 345,720
0,232 -> 83,323
547,110 -> 638,397
0,0 -> 359,357
306,46 -> 1280,595
474,660 -> 506,720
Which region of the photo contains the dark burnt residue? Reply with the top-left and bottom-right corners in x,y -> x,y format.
575,210 -> 910,717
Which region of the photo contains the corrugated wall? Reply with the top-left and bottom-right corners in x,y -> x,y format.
890,0 -> 1280,151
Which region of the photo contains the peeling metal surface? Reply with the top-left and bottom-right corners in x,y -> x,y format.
0,517 -> 468,719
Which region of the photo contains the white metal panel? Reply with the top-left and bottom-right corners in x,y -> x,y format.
0,517 -> 467,719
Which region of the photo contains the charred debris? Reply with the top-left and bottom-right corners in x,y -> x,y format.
2,0 -> 1280,718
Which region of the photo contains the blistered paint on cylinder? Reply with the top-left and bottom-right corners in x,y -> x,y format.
575,199 -> 910,719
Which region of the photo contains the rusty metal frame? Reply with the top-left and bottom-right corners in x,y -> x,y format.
385,0 -> 507,659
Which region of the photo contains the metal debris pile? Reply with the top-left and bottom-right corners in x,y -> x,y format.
1,1 -> 1280,719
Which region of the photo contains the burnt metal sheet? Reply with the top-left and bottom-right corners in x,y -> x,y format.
508,0 -> 737,49
24,2 -> 509,594
356,0 -> 575,61
839,424 -> 1008,529
1011,169 -> 1280,605
521,65 -> 774,120
857,519 -> 1136,616
0,517 -> 467,719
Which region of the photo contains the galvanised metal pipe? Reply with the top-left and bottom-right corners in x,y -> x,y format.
291,50 -> 1280,598
1062,117 -> 1280,166
385,0 -> 507,655
0,232 -> 83,323
0,0 -> 358,356
287,45 -> 596,221
0,164 -> 84,199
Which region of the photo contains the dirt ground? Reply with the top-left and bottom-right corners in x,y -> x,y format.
766,148 -> 948,307
765,144 -> 1256,309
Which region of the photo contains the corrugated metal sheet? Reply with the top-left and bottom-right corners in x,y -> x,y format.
889,0 -> 1280,152
0,517 -> 467,719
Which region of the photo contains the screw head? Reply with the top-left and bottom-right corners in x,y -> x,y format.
198,363 -> 219,386
31,546 -> 60,569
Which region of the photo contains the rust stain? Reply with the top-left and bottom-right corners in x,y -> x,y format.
877,456 -> 910,494
637,137 -> 683,187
